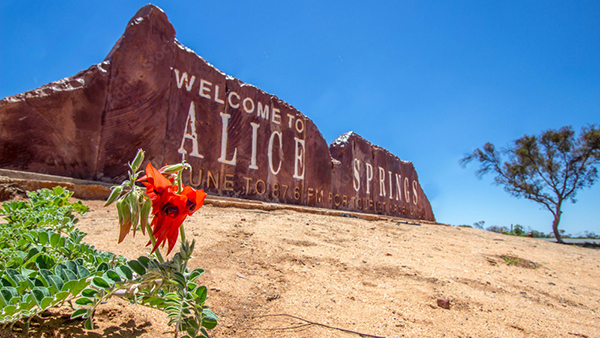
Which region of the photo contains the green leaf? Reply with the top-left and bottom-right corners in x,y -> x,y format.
55,291 -> 70,302
31,287 -> 50,305
115,265 -> 133,280
127,260 -> 146,275
186,325 -> 198,338
61,280 -> 78,292
48,275 -> 65,293
70,308 -> 87,319
200,327 -> 210,338
84,317 -> 94,330
74,297 -> 94,306
60,268 -> 78,282
35,254 -> 55,270
39,269 -> 54,285
187,316 -> 200,331
24,246 -> 40,263
21,295 -> 36,311
77,266 -> 91,279
20,266 -> 37,278
104,186 -> 124,207
53,186 -> 65,195
164,305 -> 181,313
41,296 -> 53,309
189,268 -> 205,281
50,232 -> 60,247
148,297 -> 165,307
202,309 -> 218,330
5,269 -> 23,286
57,236 -> 66,248
71,278 -> 89,296
66,260 -> 78,273
1,288 -> 18,304
96,262 -> 109,272
91,277 -> 111,290
81,288 -> 98,298
170,278 -> 186,288
194,286 -> 207,304
104,270 -> 122,284
2,305 -> 17,316
38,231 -> 49,245
137,256 -> 150,268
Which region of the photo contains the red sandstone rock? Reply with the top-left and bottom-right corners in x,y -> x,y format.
437,297 -> 451,309
0,5 -> 435,221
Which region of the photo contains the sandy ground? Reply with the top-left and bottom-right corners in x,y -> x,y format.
2,198 -> 599,338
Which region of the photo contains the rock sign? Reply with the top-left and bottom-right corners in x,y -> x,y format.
0,5 -> 435,221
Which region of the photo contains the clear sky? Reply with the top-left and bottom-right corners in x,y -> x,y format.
1,1 -> 599,236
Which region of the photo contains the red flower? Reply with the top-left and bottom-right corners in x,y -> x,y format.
139,162 -> 207,254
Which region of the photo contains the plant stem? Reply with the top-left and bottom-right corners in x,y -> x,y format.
179,225 -> 186,244
176,169 -> 183,194
146,223 -> 165,264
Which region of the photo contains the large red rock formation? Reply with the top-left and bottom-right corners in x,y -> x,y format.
0,5 -> 435,221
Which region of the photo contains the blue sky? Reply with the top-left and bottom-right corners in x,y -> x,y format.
1,1 -> 599,236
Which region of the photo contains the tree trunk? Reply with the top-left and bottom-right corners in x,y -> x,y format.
552,207 -> 564,243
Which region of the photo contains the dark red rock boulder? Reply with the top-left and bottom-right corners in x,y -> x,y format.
0,4 -> 435,221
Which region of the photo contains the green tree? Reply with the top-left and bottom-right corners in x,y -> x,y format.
472,220 -> 485,229
461,125 -> 600,243
513,224 -> 525,236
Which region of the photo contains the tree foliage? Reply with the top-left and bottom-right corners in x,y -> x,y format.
461,125 -> 600,243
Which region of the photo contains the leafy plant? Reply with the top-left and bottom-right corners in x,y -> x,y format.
502,256 -> 519,265
101,149 -> 216,337
0,150 -> 218,337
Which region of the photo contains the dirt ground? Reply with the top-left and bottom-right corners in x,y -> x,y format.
2,198 -> 599,338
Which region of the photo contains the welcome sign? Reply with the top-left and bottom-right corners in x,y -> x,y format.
0,5 -> 435,221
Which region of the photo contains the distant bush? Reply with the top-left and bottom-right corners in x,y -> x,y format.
486,225 -> 502,233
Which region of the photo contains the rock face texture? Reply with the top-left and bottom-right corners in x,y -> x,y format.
0,5 -> 435,221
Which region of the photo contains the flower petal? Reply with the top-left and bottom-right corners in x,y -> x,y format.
181,186 -> 207,215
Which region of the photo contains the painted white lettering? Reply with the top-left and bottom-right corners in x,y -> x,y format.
249,122 -> 259,170
295,118 -> 305,133
228,92 -> 240,109
287,114 -> 295,129
174,69 -> 195,91
268,131 -> 283,175
378,167 -> 386,197
272,107 -> 281,124
199,79 -> 212,99
257,102 -> 269,119
214,85 -> 225,104
404,177 -> 410,203
388,171 -> 393,200
365,163 -> 373,194
178,102 -> 203,159
353,158 -> 360,192
243,98 -> 255,114
412,180 -> 419,205
395,173 -> 402,201
217,112 -> 237,166
293,138 -> 306,180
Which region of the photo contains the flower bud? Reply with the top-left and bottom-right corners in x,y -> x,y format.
160,163 -> 184,174
118,195 -> 133,243
116,199 -> 124,225
140,198 -> 152,235
104,186 -> 123,207
130,149 -> 145,172
128,192 -> 140,234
